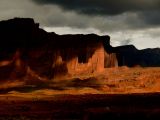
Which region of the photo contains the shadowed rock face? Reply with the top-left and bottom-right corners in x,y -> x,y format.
112,45 -> 160,67
0,18 -> 111,80
0,18 -> 159,81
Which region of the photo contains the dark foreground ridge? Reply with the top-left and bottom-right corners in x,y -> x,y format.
1,93 -> 160,120
0,18 -> 160,81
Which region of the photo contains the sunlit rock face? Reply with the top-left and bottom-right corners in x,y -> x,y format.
45,34 -> 110,79
62,42 -> 105,76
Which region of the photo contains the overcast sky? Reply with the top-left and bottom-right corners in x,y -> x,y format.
0,0 -> 160,49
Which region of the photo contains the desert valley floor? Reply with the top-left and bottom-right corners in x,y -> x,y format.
1,67 -> 160,94
0,67 -> 160,120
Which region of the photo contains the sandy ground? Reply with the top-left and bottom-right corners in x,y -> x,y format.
1,67 -> 160,96
0,67 -> 159,119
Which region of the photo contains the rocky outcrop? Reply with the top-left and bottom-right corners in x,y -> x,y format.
138,48 -> 160,67
109,45 -> 160,67
0,18 -> 159,82
0,18 -> 111,80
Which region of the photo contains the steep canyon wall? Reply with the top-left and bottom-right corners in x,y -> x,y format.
0,18 -> 112,80
0,18 -> 159,81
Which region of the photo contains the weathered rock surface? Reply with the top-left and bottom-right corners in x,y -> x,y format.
0,18 -> 110,80
112,45 -> 160,67
0,18 -> 159,82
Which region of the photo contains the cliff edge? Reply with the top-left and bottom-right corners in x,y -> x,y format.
0,18 -> 159,82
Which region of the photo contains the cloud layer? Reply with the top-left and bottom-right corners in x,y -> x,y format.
32,0 -> 160,15
0,0 -> 159,49
31,0 -> 160,28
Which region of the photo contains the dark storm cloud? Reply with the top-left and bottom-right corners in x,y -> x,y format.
0,0 -> 159,49
32,0 -> 160,15
139,10 -> 160,25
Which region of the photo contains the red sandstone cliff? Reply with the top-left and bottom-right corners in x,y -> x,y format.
0,18 -> 111,81
0,18 -> 160,82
